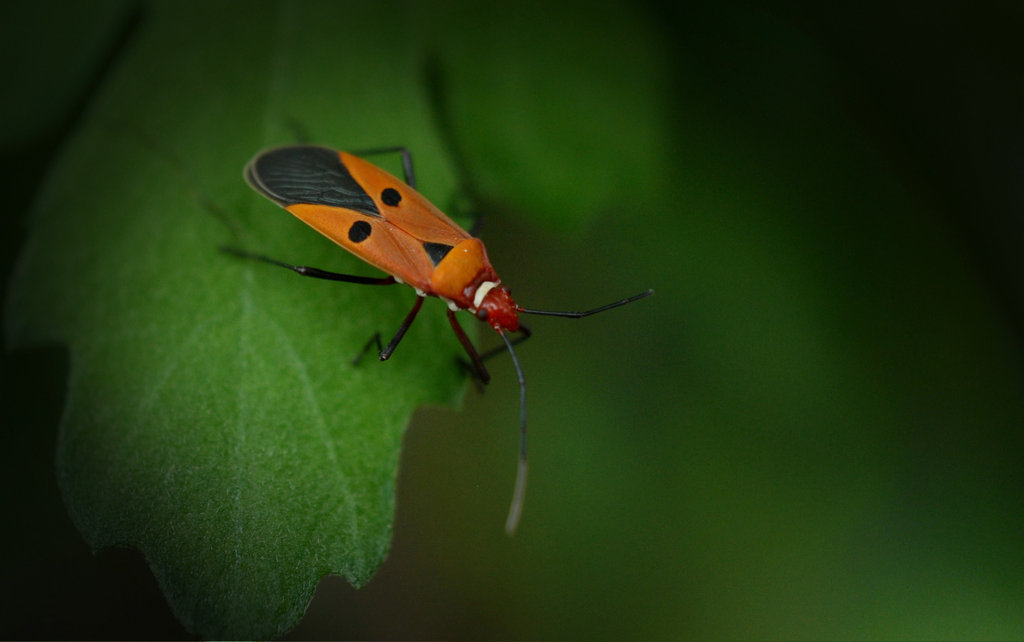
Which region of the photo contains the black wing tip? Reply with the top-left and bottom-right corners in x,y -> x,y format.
244,145 -> 339,206
247,144 -> 339,174
243,144 -> 381,216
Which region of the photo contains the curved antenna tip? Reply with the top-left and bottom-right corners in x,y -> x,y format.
505,459 -> 529,535
500,330 -> 528,535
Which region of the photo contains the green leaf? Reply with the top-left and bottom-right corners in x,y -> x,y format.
5,2 -> 467,638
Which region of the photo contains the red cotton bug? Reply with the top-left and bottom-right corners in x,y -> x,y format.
224,145 -> 652,534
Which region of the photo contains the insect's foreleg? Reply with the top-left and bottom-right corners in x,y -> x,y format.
447,309 -> 491,385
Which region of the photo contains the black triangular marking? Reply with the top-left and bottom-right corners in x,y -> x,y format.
423,242 -> 454,266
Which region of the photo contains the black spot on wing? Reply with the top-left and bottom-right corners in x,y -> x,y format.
423,242 -> 453,266
246,146 -> 380,217
349,220 -> 372,243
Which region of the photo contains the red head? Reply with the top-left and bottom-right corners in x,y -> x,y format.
476,284 -> 520,332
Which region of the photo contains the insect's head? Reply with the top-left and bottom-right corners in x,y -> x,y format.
476,285 -> 519,332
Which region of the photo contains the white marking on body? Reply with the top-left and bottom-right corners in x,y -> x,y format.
444,298 -> 460,312
394,276 -> 404,285
415,288 -> 427,297
473,280 -> 499,311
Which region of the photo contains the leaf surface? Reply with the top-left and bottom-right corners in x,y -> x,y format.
5,2 -> 465,638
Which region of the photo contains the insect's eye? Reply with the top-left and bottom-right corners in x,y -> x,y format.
477,308 -> 488,320
381,188 -> 401,206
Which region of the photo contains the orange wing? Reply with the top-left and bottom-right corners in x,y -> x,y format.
245,145 -> 472,293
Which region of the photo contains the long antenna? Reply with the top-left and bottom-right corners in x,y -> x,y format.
500,287 -> 651,534
518,289 -> 654,318
501,330 -> 528,535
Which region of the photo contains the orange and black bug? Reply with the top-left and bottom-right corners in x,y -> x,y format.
225,145 -> 652,533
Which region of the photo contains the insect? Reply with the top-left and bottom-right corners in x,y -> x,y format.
226,145 -> 652,534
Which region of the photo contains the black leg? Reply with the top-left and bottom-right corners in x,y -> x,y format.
352,296 -> 425,365
224,245 -> 421,364
379,296 -> 424,361
351,333 -> 384,366
221,246 -> 397,285
350,146 -> 415,188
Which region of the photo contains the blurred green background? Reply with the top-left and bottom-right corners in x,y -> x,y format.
3,1 -> 1024,639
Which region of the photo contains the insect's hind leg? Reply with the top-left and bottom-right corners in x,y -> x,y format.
351,333 -> 384,366
351,295 -> 425,366
222,246 -> 420,365
220,246 -> 397,285
350,146 -> 416,189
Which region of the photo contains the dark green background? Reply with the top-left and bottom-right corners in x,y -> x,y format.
4,1 -> 1023,639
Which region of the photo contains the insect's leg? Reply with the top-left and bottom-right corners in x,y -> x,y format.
478,324 -> 532,363
350,146 -> 415,189
221,246 -> 396,285
351,333 -> 384,366
379,296 -> 425,361
353,295 -> 424,365
447,309 -> 491,385
224,246 -> 412,364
